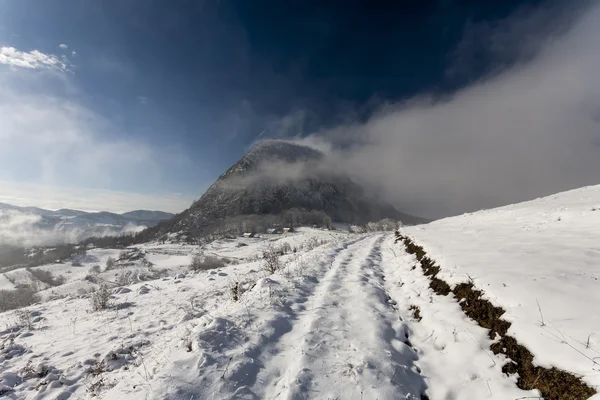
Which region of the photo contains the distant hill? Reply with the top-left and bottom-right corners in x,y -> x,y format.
147,140 -> 426,240
0,203 -> 174,247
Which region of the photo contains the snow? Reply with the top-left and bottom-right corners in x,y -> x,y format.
404,184 -> 600,393
1,182 -> 599,400
0,274 -> 15,291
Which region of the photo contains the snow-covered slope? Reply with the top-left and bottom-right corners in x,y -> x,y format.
0,228 -> 540,400
1,185 -> 599,399
404,184 -> 600,393
0,203 -> 174,247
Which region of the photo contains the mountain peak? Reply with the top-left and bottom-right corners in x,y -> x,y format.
147,140 -> 425,240
225,140 -> 322,177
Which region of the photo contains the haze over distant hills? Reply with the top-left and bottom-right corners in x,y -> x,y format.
0,202 -> 174,247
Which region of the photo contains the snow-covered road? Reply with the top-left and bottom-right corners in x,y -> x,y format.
259,234 -> 426,399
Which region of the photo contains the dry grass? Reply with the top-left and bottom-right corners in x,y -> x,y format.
190,254 -> 226,272
409,305 -> 422,322
453,282 -> 511,339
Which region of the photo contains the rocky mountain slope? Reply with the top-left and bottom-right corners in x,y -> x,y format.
149,140 -> 426,238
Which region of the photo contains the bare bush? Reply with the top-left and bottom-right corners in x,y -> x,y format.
15,310 -> 34,330
230,282 -> 239,301
305,237 -> 320,251
90,265 -> 101,274
364,219 -> 399,232
105,257 -> 116,270
189,255 -> 225,272
0,285 -> 40,312
27,268 -> 66,287
115,272 -> 132,286
262,245 -> 281,274
90,285 -> 112,311
280,242 -> 292,254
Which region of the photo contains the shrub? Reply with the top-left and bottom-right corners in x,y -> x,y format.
189,255 -> 225,272
15,310 -> 34,330
90,285 -> 112,311
115,271 -> 134,286
230,282 -> 239,301
262,245 -> 281,274
27,268 -> 66,287
105,257 -> 116,270
409,305 -> 422,322
0,285 -> 40,312
90,265 -> 101,274
305,237 -> 322,251
280,242 -> 292,254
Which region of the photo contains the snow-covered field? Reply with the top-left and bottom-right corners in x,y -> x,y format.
405,185 -> 600,395
1,186 -> 599,399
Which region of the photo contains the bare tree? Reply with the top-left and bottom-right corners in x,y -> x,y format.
262,245 -> 281,274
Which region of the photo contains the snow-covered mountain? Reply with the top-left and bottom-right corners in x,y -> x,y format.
0,203 -> 174,247
149,140 -> 426,239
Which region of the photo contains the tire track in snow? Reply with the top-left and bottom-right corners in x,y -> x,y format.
180,235 -> 370,400
261,234 -> 427,400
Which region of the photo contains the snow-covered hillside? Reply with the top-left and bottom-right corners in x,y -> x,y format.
405,185 -> 600,396
0,203 -> 174,247
1,185 -> 599,399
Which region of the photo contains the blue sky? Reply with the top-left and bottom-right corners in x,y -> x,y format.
0,0 -> 598,215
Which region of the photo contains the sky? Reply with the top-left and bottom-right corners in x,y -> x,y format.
0,0 -> 598,217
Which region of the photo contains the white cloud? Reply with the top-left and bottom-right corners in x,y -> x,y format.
290,2 -> 600,218
0,47 -> 196,214
59,43 -> 68,49
0,181 -> 193,213
0,46 -> 71,72
0,207 -> 161,247
0,89 -> 194,209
